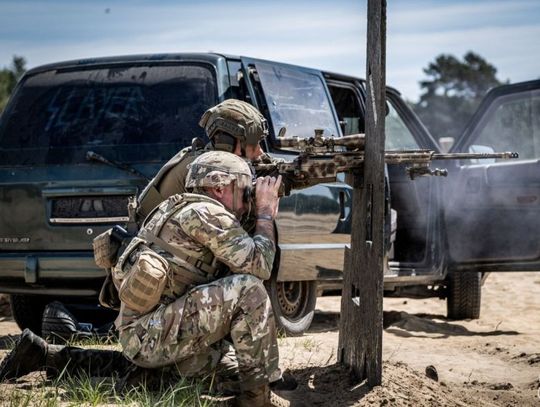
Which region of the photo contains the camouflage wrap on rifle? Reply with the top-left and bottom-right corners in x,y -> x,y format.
254,131 -> 519,194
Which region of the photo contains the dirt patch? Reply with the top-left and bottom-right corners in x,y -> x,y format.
279,272 -> 540,405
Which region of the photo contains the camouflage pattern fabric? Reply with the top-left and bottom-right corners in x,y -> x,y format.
185,150 -> 253,190
114,192 -> 275,324
198,99 -> 269,148
120,274 -> 280,391
115,190 -> 279,390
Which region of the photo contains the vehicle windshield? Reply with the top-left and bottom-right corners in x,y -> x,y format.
254,62 -> 339,141
0,63 -> 217,165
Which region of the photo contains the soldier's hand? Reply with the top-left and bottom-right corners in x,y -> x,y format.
255,175 -> 282,219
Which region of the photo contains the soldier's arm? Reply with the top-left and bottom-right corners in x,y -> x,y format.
178,204 -> 275,280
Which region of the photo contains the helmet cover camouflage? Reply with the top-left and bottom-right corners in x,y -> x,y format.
199,99 -> 268,148
186,151 -> 253,190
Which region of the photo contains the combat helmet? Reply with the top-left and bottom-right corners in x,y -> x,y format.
199,99 -> 268,152
185,151 -> 253,190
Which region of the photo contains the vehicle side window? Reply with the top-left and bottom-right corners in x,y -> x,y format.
328,85 -> 363,135
385,100 -> 419,150
253,62 -> 339,140
473,89 -> 540,159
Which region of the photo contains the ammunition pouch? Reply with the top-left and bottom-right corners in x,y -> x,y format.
111,194 -> 223,313
118,249 -> 169,314
93,229 -> 121,269
93,225 -> 132,269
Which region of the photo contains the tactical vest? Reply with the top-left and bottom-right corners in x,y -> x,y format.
113,194 -> 223,313
136,137 -> 208,221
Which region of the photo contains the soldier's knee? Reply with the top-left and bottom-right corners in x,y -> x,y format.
239,274 -> 266,294
219,274 -> 269,310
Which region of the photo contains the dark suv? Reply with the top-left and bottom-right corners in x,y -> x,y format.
0,53 -> 538,336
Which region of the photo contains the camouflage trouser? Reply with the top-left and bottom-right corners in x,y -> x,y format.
119,274 -> 281,391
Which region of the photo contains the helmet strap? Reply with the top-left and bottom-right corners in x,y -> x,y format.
232,181 -> 239,217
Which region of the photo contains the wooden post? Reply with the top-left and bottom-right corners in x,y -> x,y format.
338,0 -> 386,387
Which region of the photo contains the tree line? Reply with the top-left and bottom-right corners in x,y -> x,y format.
412,51 -> 504,143
0,55 -> 26,113
0,52 -> 503,143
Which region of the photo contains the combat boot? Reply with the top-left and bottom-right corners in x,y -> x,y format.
0,329 -> 48,382
234,384 -> 291,407
270,370 -> 298,391
42,301 -> 91,343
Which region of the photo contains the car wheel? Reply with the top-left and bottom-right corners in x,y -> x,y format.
267,275 -> 317,336
10,294 -> 49,335
446,271 -> 481,319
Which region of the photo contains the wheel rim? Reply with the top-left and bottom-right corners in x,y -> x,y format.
276,281 -> 308,320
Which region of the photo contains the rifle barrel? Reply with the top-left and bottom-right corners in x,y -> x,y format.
432,152 -> 519,160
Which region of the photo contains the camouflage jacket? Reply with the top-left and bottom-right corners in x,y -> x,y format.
137,137 -> 281,222
115,193 -> 275,328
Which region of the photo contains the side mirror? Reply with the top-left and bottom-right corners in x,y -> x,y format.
468,144 -> 496,164
438,137 -> 454,153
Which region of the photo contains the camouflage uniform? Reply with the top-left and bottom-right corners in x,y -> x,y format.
137,98 -> 271,222
137,144 -> 279,222
115,154 -> 280,390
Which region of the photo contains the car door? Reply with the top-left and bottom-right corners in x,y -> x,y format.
382,89 -> 446,284
445,80 -> 540,272
239,57 -> 351,282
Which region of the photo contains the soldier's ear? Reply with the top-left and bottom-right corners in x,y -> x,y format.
207,185 -> 225,199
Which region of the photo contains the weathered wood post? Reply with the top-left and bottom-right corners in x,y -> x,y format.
338,0 -> 386,387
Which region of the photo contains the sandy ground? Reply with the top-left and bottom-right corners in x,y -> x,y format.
278,271 -> 540,406
0,272 -> 539,406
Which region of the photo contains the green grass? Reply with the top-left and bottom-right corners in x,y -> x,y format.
57,368 -> 220,407
1,334 -> 222,406
300,338 -> 319,352
0,369 -> 221,407
54,333 -> 121,349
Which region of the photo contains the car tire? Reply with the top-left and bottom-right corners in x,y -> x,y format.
10,294 -> 49,335
267,274 -> 317,336
446,271 -> 481,319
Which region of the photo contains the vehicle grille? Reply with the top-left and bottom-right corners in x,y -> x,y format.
50,196 -> 129,224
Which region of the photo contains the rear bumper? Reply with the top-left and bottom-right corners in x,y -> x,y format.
0,252 -> 105,296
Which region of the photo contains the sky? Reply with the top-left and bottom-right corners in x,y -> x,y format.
1,0 -> 539,102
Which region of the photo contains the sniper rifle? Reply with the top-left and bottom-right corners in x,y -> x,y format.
253,129 -> 519,196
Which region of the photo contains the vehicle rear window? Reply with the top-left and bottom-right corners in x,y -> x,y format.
0,63 -> 217,165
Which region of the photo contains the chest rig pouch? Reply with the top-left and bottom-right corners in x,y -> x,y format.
112,194 -> 220,314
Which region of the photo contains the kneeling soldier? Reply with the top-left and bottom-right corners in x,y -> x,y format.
0,151 -> 290,407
